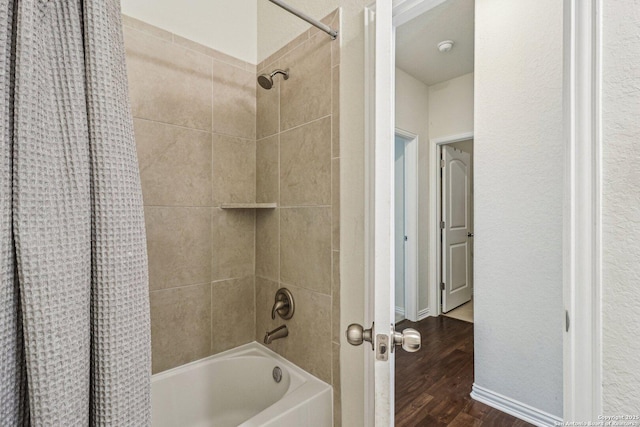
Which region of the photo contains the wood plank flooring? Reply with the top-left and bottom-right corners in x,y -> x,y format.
395,316 -> 533,427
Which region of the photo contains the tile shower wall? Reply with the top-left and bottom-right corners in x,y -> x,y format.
122,15 -> 257,374
254,10 -> 341,426
122,10 -> 341,423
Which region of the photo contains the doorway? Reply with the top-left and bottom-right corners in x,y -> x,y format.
363,0 -> 602,424
439,140 -> 474,322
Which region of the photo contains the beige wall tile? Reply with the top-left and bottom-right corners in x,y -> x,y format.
135,119 -> 212,206
145,207 -> 211,290
173,34 -> 250,71
212,208 -> 255,280
212,60 -> 256,139
332,158 -> 340,250
212,134 -> 256,206
308,9 -> 339,38
280,117 -> 331,206
257,30 -> 309,73
332,250 -> 341,344
255,278 -> 332,384
331,22 -> 341,68
279,33 -> 331,131
122,15 -> 172,41
256,71 -> 280,140
150,284 -> 211,373
260,284 -> 332,385
333,342 -> 342,427
280,207 -> 331,294
124,27 -> 212,131
256,135 -> 279,204
254,277 -> 281,343
211,277 -> 255,354
256,209 -> 279,281
332,65 -> 340,158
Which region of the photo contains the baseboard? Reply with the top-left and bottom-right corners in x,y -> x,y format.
417,308 -> 430,320
470,384 -> 563,427
395,306 -> 405,316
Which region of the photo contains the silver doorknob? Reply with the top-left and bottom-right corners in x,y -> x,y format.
346,323 -> 374,350
392,328 -> 421,352
467,232 -> 474,237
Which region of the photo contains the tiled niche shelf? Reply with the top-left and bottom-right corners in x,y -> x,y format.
220,203 -> 278,209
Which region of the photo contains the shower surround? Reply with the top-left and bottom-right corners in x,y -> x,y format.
122,9 -> 341,425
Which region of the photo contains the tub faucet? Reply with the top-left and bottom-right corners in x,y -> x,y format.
264,325 -> 288,344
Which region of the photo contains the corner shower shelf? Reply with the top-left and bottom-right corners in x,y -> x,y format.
221,203 -> 278,209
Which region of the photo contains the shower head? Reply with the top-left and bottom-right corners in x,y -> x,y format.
257,69 -> 289,90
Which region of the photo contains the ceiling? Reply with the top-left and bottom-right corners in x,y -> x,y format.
396,0 -> 474,87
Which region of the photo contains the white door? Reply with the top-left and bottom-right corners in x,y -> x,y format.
441,146 -> 472,312
354,3 -> 421,426
372,0 -> 395,423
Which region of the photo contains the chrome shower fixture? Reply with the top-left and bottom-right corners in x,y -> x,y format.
257,69 -> 289,90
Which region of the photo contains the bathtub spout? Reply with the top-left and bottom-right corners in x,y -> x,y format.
264,325 -> 288,344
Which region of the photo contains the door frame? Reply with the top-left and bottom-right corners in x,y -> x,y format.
365,0 -> 603,423
429,132 -> 474,317
395,129 -> 419,322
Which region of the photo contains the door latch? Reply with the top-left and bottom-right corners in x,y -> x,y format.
376,334 -> 389,361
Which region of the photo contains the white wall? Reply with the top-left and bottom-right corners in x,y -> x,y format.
395,68 -> 430,314
602,0 -> 640,413
474,0 -> 563,418
428,72 -> 474,140
120,0 -> 257,64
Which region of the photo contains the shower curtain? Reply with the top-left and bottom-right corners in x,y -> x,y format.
0,0 -> 151,425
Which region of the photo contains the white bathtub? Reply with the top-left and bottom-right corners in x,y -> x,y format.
151,342 -> 333,427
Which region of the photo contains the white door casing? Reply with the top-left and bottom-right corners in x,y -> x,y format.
394,137 -> 406,321
441,146 -> 472,313
395,131 -> 419,322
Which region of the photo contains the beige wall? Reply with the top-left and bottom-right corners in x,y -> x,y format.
428,72 -> 474,140
254,10 -> 341,424
123,16 -> 258,374
121,0 -> 257,64
395,68 -> 430,314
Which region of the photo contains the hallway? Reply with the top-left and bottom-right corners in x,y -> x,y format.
395,317 -> 533,426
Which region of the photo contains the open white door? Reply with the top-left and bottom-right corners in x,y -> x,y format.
351,2 -> 422,426
372,0 -> 395,423
441,146 -> 472,313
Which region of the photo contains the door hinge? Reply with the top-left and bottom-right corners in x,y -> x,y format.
440,159 -> 445,168
440,282 -> 445,291
440,221 -> 445,229
404,235 -> 408,242
565,310 -> 570,332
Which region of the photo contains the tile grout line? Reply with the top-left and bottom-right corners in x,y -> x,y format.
280,115 -> 332,136
150,280 -> 212,294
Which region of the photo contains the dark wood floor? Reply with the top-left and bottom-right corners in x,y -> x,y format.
395,316 -> 533,427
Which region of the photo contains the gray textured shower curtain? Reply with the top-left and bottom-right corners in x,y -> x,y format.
0,1 -> 151,425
